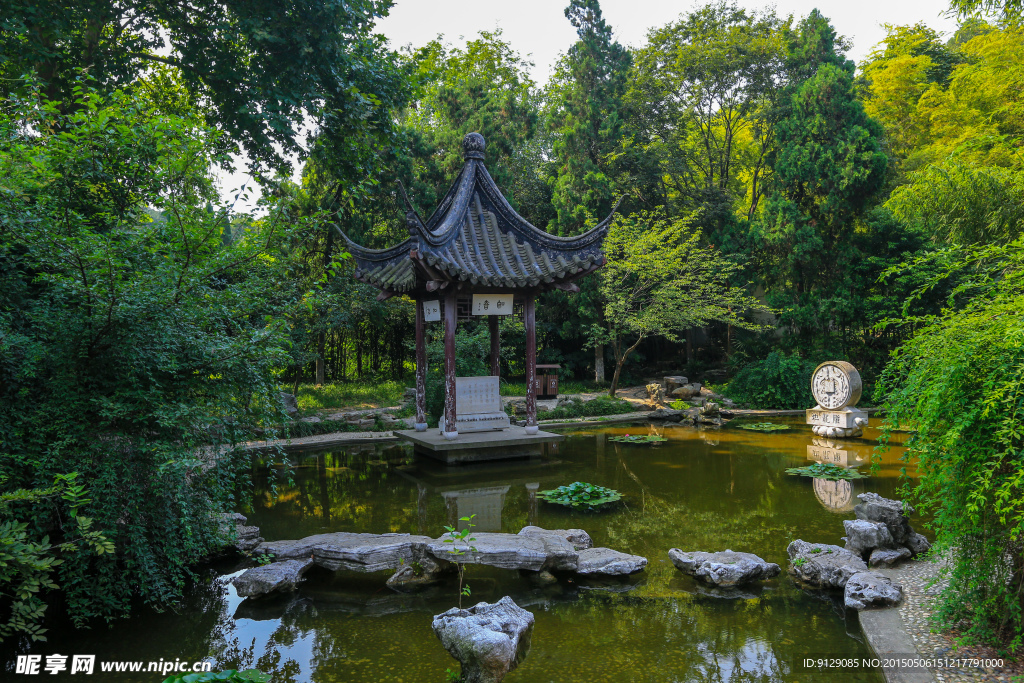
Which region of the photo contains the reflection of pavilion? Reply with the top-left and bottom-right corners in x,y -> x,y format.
397,458 -> 559,533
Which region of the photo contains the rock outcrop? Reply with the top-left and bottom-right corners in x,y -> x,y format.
517,526 -> 592,550
214,512 -> 263,553
231,558 -> 313,598
668,549 -> 781,587
844,571 -> 904,610
843,493 -> 932,566
576,548 -> 648,575
787,540 -> 867,588
432,596 -> 534,683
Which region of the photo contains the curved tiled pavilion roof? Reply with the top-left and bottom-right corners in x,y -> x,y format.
338,132 -> 615,298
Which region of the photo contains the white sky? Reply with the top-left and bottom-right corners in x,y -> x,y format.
218,0 -> 959,213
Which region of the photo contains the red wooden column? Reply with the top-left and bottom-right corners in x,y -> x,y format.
489,314 -> 500,377
525,293 -> 538,434
442,288 -> 458,439
414,299 -> 427,431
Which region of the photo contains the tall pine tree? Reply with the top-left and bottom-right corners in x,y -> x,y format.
546,0 -> 631,235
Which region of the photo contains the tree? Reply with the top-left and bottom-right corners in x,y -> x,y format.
0,83 -> 315,626
546,0 -> 632,235
0,0 -> 408,181
598,211 -> 767,396
878,237 -> 1024,653
629,1 -> 788,223
755,12 -> 887,305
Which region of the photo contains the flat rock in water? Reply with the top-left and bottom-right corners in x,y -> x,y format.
432,596 -> 534,683
787,540 -> 868,588
844,571 -> 903,610
426,532 -> 578,572
517,526 -> 593,550
843,519 -> 895,558
313,533 -> 435,572
668,549 -> 780,586
575,547 -> 648,575
257,533 -> 433,571
232,558 -> 313,598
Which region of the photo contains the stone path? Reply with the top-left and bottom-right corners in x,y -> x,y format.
877,558 -> 1022,683
234,526 -> 647,599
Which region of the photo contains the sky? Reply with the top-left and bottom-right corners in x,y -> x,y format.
217,0 -> 959,213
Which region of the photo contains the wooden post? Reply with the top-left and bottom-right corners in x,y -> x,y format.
442,289 -> 458,439
489,314 -> 500,377
414,299 -> 427,431
525,293 -> 538,434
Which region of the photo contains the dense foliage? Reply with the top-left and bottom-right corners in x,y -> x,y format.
0,85 -> 317,634
725,351 -> 817,410
878,239 -> 1024,651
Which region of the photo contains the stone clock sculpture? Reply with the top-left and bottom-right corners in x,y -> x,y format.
806,361 -> 868,438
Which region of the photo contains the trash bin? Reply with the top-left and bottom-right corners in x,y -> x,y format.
535,364 -> 560,399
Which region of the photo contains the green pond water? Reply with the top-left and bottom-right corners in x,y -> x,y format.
10,418 -> 922,682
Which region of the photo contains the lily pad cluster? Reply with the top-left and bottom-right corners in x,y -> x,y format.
785,462 -> 868,480
537,482 -> 623,511
609,434 -> 667,444
738,422 -> 790,432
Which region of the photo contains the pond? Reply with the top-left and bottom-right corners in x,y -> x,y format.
12,418 -> 920,682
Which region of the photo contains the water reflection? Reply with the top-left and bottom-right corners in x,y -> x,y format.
9,418 -> 911,682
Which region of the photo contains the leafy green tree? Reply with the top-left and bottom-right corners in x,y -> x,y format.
878,237 -> 1024,653
754,11 -> 887,346
598,211 -> 767,395
0,84 -> 315,625
629,1 -> 787,223
887,163 -> 1024,245
546,0 -> 631,235
0,0 -> 408,180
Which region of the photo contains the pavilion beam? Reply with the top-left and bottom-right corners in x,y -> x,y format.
489,314 -> 500,377
442,288 -> 458,440
414,299 -> 427,432
525,293 -> 538,434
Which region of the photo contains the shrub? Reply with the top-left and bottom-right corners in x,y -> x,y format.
0,86 -> 308,628
878,239 -> 1024,653
539,396 -> 634,420
724,351 -> 816,409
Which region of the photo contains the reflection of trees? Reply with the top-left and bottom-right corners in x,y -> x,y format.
245,447 -> 423,539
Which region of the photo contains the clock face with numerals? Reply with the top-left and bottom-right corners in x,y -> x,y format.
811,361 -> 862,409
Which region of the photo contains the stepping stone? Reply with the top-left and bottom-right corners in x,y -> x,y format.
668,549 -> 780,586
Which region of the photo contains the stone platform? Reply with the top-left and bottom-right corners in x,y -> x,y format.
395,426 -> 564,464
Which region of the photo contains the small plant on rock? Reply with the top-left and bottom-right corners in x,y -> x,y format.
442,514 -> 477,608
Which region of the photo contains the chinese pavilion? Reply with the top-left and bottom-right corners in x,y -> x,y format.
339,132 -> 615,444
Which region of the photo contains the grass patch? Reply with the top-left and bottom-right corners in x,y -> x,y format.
539,396 -> 635,421
499,379 -> 609,396
293,379 -> 410,411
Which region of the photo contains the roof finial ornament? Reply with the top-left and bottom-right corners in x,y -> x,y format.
462,132 -> 486,160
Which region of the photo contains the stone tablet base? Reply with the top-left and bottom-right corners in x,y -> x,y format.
806,406 -> 868,439
395,426 -> 563,464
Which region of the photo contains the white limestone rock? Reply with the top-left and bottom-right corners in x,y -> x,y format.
844,571 -> 903,610
432,596 -> 534,683
232,558 -> 313,598
575,547 -> 648,575
787,540 -> 868,588
668,549 -> 781,587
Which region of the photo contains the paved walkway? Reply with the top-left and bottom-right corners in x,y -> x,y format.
868,558 -> 1022,683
